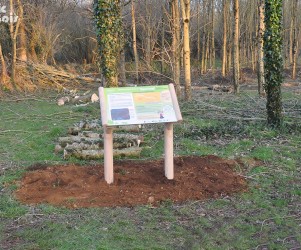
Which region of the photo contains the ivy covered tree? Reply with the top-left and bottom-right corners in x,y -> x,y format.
94,0 -> 122,87
263,0 -> 283,127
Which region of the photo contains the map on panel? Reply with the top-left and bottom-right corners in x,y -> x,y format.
103,85 -> 178,126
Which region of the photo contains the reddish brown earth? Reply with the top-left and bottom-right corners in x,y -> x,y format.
15,155 -> 248,208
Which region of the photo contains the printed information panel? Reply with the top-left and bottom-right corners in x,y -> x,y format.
100,85 -> 181,126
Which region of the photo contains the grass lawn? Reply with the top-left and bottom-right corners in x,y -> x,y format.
0,87 -> 300,249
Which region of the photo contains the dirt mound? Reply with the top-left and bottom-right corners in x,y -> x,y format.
15,155 -> 247,208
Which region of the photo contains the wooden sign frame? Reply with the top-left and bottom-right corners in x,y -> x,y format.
99,84 -> 182,184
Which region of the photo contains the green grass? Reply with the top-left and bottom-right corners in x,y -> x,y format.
250,146 -> 276,161
178,138 -> 216,156
1,88 -> 301,249
0,98 -> 100,165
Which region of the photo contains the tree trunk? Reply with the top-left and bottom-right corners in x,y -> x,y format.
119,48 -> 126,86
289,1 -> 294,65
205,34 -> 210,72
145,2 -> 152,68
201,0 -> 207,75
201,31 -> 207,74
171,0 -> 181,97
250,9 -> 255,71
222,0 -> 228,77
292,37 -> 299,80
257,0 -> 265,96
94,0 -> 122,87
197,0 -> 201,63
282,0 -> 288,67
180,0 -> 191,101
131,0 -> 139,83
227,42 -> 232,75
9,0 -> 22,84
251,35 -> 256,72
18,0 -> 27,62
29,38 -> 38,62
161,4 -> 165,74
0,44 -> 7,81
264,0 -> 283,127
0,43 -> 11,90
226,8 -> 232,75
291,0 -> 298,80
232,0 -> 240,94
211,0 -> 215,74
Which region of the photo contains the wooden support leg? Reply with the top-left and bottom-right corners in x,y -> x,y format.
164,123 -> 174,179
104,126 -> 114,184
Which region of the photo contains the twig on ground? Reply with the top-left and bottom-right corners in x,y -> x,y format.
260,213 -> 301,232
0,130 -> 32,134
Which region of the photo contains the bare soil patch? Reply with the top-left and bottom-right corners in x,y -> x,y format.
15,155 -> 247,208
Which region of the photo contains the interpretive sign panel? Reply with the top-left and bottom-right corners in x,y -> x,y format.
99,85 -> 182,126
98,84 -> 182,184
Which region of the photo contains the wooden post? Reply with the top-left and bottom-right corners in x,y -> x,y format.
164,123 -> 174,179
104,126 -> 114,184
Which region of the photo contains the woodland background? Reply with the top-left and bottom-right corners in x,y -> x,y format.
0,0 -> 300,93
